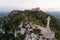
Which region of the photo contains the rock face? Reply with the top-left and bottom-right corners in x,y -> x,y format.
14,13 -> 56,40
39,16 -> 55,40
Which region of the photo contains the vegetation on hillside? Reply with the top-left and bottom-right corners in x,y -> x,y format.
0,10 -> 60,40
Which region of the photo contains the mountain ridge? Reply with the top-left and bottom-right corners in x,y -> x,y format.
0,10 -> 60,40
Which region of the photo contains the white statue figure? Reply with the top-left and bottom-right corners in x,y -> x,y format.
46,16 -> 51,31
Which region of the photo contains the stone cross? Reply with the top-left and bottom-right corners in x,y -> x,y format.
46,16 -> 51,30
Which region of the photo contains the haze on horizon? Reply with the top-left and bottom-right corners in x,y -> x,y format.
0,0 -> 60,11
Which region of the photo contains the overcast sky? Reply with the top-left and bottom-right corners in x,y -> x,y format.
0,0 -> 60,11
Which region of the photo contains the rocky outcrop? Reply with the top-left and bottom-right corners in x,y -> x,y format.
14,16 -> 57,40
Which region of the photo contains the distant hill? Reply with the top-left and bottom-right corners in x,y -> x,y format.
45,11 -> 60,19
0,10 -> 60,40
0,12 -> 9,17
0,13 -> 7,17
